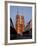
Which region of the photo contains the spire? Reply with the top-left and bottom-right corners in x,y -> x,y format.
17,7 -> 18,15
22,8 -> 23,15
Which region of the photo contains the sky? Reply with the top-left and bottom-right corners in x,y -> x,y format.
10,6 -> 32,28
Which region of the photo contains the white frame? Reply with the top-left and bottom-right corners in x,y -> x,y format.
5,1 -> 36,44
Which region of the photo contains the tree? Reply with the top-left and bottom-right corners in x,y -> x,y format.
10,18 -> 17,40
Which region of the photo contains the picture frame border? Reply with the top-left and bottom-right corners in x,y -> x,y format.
5,1 -> 36,45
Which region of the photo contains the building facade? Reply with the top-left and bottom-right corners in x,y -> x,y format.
16,15 -> 25,35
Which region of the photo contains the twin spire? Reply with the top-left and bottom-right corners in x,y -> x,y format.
17,7 -> 23,16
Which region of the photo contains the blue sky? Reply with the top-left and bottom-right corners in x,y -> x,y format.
10,6 -> 32,27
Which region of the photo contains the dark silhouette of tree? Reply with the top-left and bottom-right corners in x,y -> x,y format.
10,18 -> 14,28
10,17 -> 17,40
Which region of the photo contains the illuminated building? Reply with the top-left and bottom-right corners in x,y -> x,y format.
16,15 -> 25,35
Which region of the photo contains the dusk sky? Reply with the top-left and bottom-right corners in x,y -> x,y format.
10,6 -> 32,28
